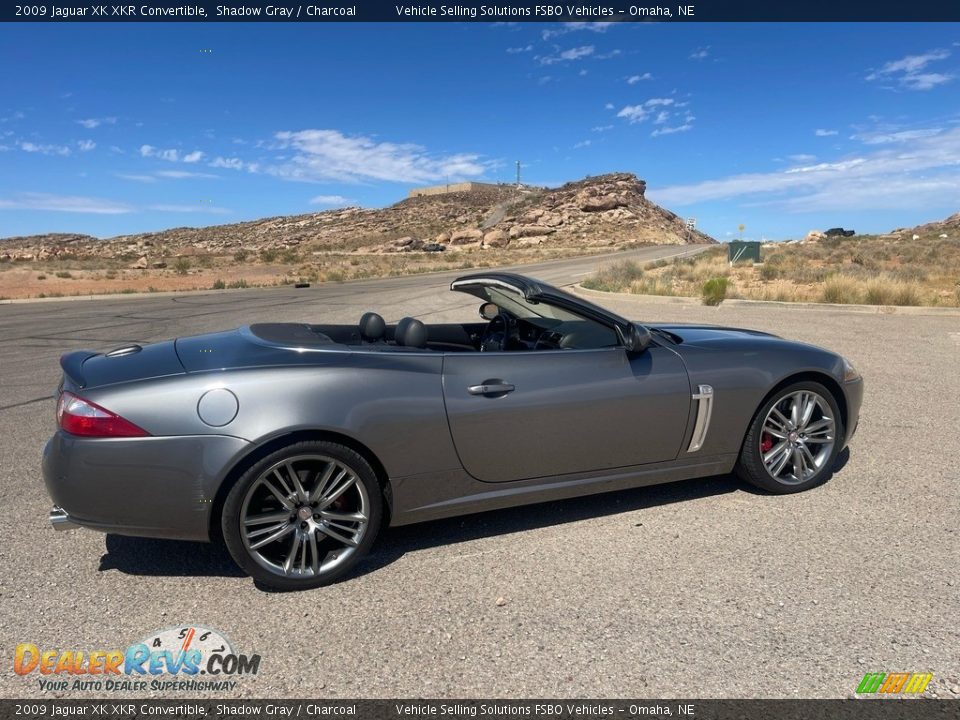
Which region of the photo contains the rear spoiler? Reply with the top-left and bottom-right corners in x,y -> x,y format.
59,350 -> 98,389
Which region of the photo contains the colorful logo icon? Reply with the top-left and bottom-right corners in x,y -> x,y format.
856,672 -> 933,695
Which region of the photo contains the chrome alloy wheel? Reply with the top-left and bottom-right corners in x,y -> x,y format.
759,390 -> 836,485
239,454 -> 370,579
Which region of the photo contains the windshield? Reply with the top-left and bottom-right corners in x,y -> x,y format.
481,286 -> 584,324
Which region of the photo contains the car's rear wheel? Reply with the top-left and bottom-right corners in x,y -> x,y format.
736,381 -> 842,494
222,441 -> 383,590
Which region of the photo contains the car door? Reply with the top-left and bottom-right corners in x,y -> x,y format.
441,345 -> 691,483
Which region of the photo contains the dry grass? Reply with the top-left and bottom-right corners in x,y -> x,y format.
585,234 -> 960,307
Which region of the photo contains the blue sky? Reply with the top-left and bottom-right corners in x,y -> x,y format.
1,22 -> 958,241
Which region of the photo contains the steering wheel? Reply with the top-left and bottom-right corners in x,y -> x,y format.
480,311 -> 518,352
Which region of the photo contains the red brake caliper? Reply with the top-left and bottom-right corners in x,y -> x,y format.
760,433 -> 774,453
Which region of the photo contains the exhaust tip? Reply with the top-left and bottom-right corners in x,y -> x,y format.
49,506 -> 80,532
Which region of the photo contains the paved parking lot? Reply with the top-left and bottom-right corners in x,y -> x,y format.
1,248 -> 957,699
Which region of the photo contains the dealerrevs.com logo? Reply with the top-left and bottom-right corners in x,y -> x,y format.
14,626 -> 261,693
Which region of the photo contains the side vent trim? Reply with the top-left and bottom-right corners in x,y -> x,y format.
687,384 -> 714,453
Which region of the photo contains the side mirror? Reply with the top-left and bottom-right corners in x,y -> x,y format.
621,323 -> 652,353
479,302 -> 499,321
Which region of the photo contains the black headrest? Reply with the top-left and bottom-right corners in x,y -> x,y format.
394,317 -> 428,349
359,312 -> 386,342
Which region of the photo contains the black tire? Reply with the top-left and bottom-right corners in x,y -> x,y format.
222,440 -> 383,590
736,381 -> 843,494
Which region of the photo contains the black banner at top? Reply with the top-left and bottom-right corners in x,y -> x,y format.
3,0 -> 960,23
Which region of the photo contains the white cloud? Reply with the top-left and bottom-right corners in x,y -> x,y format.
651,123 -> 693,137
573,140 -> 592,149
852,127 -> 943,145
140,145 -> 205,162
267,129 -> 487,184
594,49 -> 621,60
116,173 -> 157,183
77,140 -> 96,152
506,45 -> 532,54
540,45 -> 594,65
627,73 -> 652,84
616,98 -> 677,124
76,117 -> 117,129
20,141 -> 71,156
309,195 -> 354,206
815,128 -> 838,137
604,102 -> 615,110
542,22 -> 615,40
0,192 -> 132,214
650,125 -> 960,213
155,169 -> 218,179
591,125 -> 613,132
689,46 -> 710,60
901,72 -> 952,90
866,49 -> 953,90
209,156 -> 259,172
787,153 -> 817,162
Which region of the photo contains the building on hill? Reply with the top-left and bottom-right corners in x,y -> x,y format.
408,181 -> 516,198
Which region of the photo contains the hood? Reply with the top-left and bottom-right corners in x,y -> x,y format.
650,324 -> 782,347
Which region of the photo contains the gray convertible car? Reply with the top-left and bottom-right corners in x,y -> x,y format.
44,273 -> 863,589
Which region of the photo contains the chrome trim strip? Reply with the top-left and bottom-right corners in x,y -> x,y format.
687,384 -> 714,453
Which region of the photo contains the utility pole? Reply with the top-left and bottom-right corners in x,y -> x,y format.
516,160 -> 521,187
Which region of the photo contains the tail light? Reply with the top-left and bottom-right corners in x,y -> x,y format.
56,391 -> 150,438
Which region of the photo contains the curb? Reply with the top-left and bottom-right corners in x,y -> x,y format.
572,284 -> 960,317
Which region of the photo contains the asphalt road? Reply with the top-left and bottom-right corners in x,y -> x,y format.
1,244 -> 957,699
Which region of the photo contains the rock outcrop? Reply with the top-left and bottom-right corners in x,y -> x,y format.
0,173 -> 715,262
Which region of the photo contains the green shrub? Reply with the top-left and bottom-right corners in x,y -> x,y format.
174,257 -> 191,275
259,248 -> 278,263
212,278 -> 226,290
227,279 -> 249,289
702,277 -> 729,306
55,271 -> 72,279
37,274 -> 47,280
233,249 -> 250,262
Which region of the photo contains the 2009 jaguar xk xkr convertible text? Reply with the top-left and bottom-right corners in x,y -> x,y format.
43,273 -> 862,589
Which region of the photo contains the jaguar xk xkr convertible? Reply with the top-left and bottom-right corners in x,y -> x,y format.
44,273 -> 863,589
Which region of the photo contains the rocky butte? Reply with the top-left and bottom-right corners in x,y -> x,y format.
0,173 -> 715,263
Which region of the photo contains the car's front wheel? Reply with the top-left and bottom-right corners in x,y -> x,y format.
737,381 -> 843,494
222,441 -> 383,590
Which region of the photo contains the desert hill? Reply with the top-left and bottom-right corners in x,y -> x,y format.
888,211 -> 960,241
0,173 -> 713,263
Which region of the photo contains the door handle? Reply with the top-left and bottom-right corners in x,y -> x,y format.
467,382 -> 515,396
